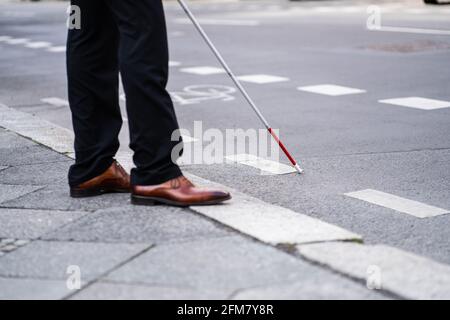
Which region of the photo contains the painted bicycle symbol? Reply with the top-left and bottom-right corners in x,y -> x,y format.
170,85 -> 236,106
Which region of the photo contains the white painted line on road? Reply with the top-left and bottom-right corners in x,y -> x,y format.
169,31 -> 185,37
379,97 -> 450,110
345,189 -> 449,218
41,97 -> 69,108
25,41 -> 52,49
0,36 -> 12,42
5,38 -> 29,45
47,46 -> 66,53
169,61 -> 181,67
297,242 -> 450,299
187,173 -> 362,245
371,26 -> 450,36
225,154 -> 296,175
182,134 -> 199,143
236,74 -> 290,84
180,66 -> 226,75
0,103 -> 74,154
175,18 -> 260,26
0,103 -> 361,246
298,84 -> 366,96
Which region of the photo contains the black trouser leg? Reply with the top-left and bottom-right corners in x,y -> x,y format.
67,0 -> 122,187
106,0 -> 182,185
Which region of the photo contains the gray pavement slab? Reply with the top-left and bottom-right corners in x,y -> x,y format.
1,184 -> 131,212
297,242 -> 450,300
0,128 -> 35,149
0,208 -> 87,239
42,205 -> 232,244
0,240 -> 151,281
0,145 -> 70,167
0,277 -> 71,300
0,160 -> 70,185
0,183 -> 43,204
71,282 -> 229,300
233,280 -> 388,300
106,236 -> 385,298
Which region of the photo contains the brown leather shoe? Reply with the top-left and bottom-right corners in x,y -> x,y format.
70,160 -> 131,198
131,176 -> 231,207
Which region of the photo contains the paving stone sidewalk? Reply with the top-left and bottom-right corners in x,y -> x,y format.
0,127 -> 388,300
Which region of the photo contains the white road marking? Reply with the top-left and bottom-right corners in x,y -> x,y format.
345,189 -> 449,218
169,61 -> 181,67
182,134 -> 199,143
297,242 -> 450,299
40,97 -> 69,108
4,38 -> 29,45
379,97 -> 450,110
47,46 -> 66,53
371,26 -> 450,36
169,31 -> 185,37
25,41 -> 52,49
0,102 -> 361,246
175,18 -> 260,26
298,84 -> 366,96
180,66 -> 226,75
236,74 -> 290,84
225,154 -> 296,175
0,36 -> 12,42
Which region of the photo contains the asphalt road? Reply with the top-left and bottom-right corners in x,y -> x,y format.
0,0 -> 449,279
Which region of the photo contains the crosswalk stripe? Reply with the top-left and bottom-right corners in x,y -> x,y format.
181,134 -> 199,143
47,46 -> 66,53
180,66 -> 226,75
5,38 -> 29,45
379,97 -> 450,110
25,41 -> 52,49
236,74 -> 290,84
169,61 -> 181,67
345,189 -> 449,218
298,84 -> 366,96
41,97 -> 69,108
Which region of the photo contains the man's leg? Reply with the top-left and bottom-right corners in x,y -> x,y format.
104,0 -> 230,206
67,0 -> 122,187
105,0 -> 182,186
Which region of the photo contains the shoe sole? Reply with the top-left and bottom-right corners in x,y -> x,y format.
70,188 -> 130,198
130,194 -> 231,207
